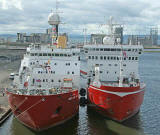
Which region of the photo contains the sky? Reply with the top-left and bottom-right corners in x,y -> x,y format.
0,0 -> 160,35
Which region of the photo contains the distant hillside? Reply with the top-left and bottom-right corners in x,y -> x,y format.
0,34 -> 16,38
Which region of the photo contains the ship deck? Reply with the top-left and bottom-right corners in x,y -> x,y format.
6,87 -> 78,96
91,81 -> 145,88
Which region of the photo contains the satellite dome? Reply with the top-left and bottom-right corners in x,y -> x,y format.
48,12 -> 60,25
103,36 -> 114,45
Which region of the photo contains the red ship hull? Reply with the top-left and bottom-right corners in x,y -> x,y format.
88,84 -> 145,122
6,90 -> 79,131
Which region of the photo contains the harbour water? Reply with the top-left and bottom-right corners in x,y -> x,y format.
0,51 -> 160,135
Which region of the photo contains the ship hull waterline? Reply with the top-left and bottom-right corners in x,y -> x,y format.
6,90 -> 79,131
87,84 -> 145,122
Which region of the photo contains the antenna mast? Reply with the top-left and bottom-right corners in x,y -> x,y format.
83,28 -> 87,45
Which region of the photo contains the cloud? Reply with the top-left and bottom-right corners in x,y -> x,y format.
0,0 -> 22,10
0,0 -> 160,35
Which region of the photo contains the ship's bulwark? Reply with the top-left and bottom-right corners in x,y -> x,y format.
88,85 -> 145,122
6,90 -> 79,131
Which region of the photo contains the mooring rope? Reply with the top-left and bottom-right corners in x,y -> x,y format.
15,98 -> 42,119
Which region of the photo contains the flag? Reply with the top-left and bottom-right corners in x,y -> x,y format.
36,79 -> 41,82
123,51 -> 127,58
53,42 -> 57,45
52,27 -> 56,31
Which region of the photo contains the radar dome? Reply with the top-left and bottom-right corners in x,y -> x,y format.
48,12 -> 60,25
103,36 -> 114,45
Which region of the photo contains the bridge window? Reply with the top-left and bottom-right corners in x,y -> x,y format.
55,53 -> 59,56
48,53 -> 51,56
43,53 -> 47,56
96,48 -> 99,51
111,48 -> 116,51
66,63 -> 70,66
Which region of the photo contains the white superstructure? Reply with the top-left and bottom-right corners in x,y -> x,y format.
80,17 -> 143,86
13,11 -> 80,92
13,44 -> 80,90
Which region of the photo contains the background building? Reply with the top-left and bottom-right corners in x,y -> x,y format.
128,27 -> 158,47
16,28 -> 68,44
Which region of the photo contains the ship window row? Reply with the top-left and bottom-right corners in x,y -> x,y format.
30,62 -> 78,66
94,63 -> 126,67
66,63 -> 78,66
88,56 -> 138,60
33,79 -> 62,83
90,70 -> 118,74
38,71 -> 56,74
30,53 -> 72,57
85,48 -> 142,52
37,71 -> 75,74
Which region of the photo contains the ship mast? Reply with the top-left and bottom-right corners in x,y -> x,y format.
108,16 -> 123,87
83,28 -> 87,45
119,45 -> 123,87
48,1 -> 60,46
